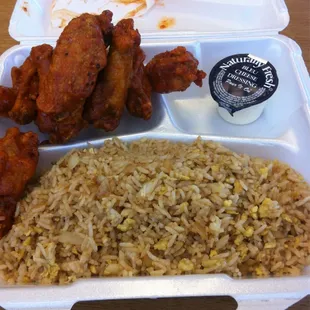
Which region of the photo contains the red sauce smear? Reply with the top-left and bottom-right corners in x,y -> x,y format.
155,0 -> 165,7
158,17 -> 176,30
115,0 -> 144,5
22,1 -> 30,16
126,2 -> 147,18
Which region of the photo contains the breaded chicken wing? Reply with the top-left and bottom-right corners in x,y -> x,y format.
35,11 -> 113,144
126,47 -> 152,120
0,87 -> 16,117
8,45 -> 51,125
84,18 -> 140,131
145,46 -> 207,93
0,128 -> 39,238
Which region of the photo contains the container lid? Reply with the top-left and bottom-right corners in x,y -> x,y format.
209,53 -> 279,116
9,0 -> 290,42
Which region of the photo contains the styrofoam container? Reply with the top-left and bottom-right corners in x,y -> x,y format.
0,0 -> 310,309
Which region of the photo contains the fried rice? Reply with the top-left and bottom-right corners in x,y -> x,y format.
0,138 -> 309,284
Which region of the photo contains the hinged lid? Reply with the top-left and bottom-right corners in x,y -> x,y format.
10,0 -> 290,43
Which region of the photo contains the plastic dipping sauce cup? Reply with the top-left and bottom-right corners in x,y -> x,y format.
209,54 -> 279,125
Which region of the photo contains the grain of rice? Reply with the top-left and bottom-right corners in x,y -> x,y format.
167,234 -> 177,250
254,224 -> 268,235
0,138 -> 309,284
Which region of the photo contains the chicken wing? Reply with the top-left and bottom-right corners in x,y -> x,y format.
145,46 -> 207,93
9,45 -> 44,125
0,128 -> 39,238
126,46 -> 152,120
0,87 -> 16,117
35,11 -> 113,144
84,18 -> 140,131
7,45 -> 51,125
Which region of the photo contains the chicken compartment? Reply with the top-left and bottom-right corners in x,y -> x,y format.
0,44 -> 166,144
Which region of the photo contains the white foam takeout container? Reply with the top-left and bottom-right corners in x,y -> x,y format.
0,0 -> 310,309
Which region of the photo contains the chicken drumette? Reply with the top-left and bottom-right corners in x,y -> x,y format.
0,128 -> 39,238
8,44 -> 54,125
0,45 -> 49,123
145,46 -> 207,94
84,18 -> 141,131
35,11 -> 113,143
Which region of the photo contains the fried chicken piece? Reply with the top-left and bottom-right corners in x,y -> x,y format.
145,46 -> 207,94
0,86 -> 16,117
7,45 -> 50,125
84,18 -> 140,131
35,11 -> 113,144
36,105 -> 86,144
126,47 -> 152,120
0,128 -> 39,238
